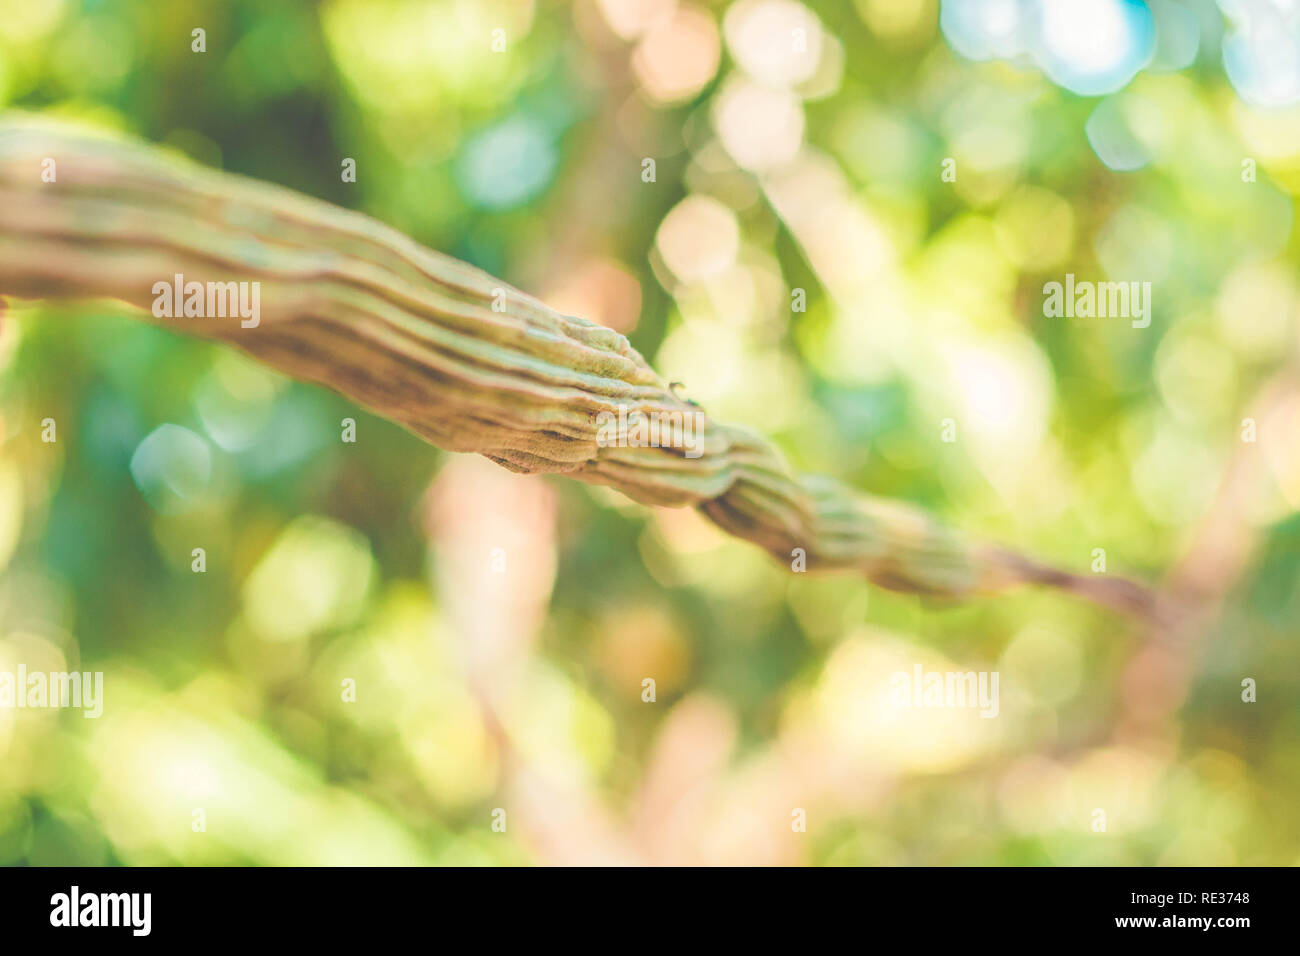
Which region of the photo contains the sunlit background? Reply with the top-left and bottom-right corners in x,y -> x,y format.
0,0 -> 1298,865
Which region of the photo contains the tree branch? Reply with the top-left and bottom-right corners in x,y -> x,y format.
0,115 -> 1153,614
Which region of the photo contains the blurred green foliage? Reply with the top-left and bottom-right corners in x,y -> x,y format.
0,0 -> 1297,865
